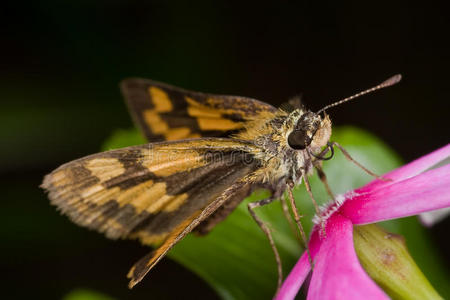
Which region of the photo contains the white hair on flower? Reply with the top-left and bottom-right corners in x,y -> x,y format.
312,191 -> 360,225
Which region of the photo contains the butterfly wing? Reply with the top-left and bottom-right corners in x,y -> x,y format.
127,177 -> 252,288
42,138 -> 259,246
120,78 -> 277,141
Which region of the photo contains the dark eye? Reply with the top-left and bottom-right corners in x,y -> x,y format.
288,130 -> 311,150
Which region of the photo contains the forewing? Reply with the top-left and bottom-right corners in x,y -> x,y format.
41,138 -> 259,246
120,78 -> 277,141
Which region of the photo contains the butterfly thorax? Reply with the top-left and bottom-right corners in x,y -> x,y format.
235,108 -> 331,185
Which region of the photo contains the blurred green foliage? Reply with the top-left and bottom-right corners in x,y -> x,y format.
103,126 -> 450,299
63,289 -> 115,300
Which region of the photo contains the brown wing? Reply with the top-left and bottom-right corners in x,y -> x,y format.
41,138 -> 259,246
120,78 -> 277,142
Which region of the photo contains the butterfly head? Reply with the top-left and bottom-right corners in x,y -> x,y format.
287,110 -> 331,152
285,74 -> 402,154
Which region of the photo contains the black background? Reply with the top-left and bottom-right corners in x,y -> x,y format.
2,1 -> 449,299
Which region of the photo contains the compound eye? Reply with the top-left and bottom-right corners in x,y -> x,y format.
288,130 -> 310,150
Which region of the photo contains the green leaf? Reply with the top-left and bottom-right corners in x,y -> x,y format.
102,126 -> 450,299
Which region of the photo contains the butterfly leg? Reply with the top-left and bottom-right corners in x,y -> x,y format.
279,194 -> 302,244
329,141 -> 388,180
267,182 -> 301,244
314,163 -> 336,201
300,173 -> 325,229
286,180 -> 313,266
248,197 -> 283,292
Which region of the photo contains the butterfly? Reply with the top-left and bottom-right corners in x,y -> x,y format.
41,74 -> 401,289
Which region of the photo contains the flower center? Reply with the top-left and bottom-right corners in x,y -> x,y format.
312,191 -> 359,225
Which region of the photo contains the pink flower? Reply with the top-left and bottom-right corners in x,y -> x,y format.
276,144 -> 450,300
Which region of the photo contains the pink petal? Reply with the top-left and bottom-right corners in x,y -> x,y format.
275,231 -> 321,300
362,143 -> 450,191
341,164 -> 450,224
307,214 -> 388,300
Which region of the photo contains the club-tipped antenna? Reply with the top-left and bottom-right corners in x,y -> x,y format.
317,74 -> 402,114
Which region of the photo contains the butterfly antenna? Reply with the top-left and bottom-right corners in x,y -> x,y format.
317,74 -> 402,114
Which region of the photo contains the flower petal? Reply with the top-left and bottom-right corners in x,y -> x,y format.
362,143 -> 450,191
275,232 -> 321,300
307,214 -> 388,300
342,164 -> 450,224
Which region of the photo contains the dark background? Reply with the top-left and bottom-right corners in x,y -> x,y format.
2,1 -> 449,299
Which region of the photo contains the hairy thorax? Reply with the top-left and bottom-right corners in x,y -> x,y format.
235,108 -> 332,186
